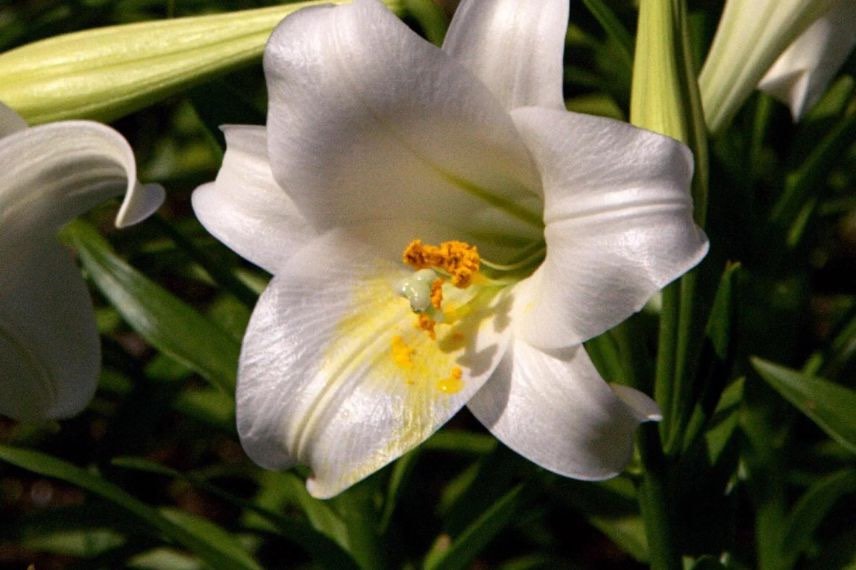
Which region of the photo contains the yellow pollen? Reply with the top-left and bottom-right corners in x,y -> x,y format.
430,278 -> 444,309
417,314 -> 437,339
391,335 -> 415,369
437,366 -> 464,394
403,240 -> 480,288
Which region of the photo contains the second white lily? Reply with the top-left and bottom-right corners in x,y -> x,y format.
758,0 -> 856,120
0,102 -> 163,421
193,0 -> 708,498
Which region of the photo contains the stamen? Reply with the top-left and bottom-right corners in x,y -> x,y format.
403,240 -> 480,288
400,240 -> 481,339
430,278 -> 444,310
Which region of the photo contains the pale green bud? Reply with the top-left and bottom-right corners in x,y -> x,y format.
0,0 -> 402,124
631,0 -> 708,224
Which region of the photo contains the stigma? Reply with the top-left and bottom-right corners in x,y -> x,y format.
396,240 -> 480,338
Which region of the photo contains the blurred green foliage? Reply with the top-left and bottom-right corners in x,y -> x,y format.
0,1 -> 854,569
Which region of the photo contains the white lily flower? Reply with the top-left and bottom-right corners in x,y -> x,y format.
699,0 -> 841,132
0,102 -> 164,421
758,0 -> 856,120
192,0 -> 708,498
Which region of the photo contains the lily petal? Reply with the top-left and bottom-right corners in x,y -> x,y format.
0,235 -> 100,420
263,0 -> 543,259
509,108 -> 708,350
442,0 -> 568,111
758,0 -> 856,120
0,119 -> 163,421
469,339 -> 659,479
236,230 -> 513,498
0,102 -> 27,138
0,120 -> 163,232
192,126 -> 316,274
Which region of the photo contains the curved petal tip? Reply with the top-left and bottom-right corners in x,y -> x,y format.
115,182 -> 165,228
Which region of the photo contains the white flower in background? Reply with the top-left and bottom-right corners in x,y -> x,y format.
758,1 -> 856,120
699,0 -> 843,132
193,0 -> 708,498
0,102 -> 163,421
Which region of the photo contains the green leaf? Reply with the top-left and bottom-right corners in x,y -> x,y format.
689,555 -> 727,570
379,449 -> 421,534
159,509 -> 261,570
780,469 -> 856,568
424,484 -> 530,570
752,358 -> 856,453
64,219 -> 240,395
111,457 -> 358,570
706,262 -> 741,359
0,445 -> 260,570
403,0 -> 448,45
580,0 -> 633,71
550,478 -> 648,563
704,377 -> 745,465
423,429 -> 496,456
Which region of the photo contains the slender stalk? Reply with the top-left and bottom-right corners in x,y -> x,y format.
637,425 -> 681,570
654,283 -> 680,442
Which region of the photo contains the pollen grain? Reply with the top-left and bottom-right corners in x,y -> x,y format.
437,366 -> 464,394
403,240 -> 480,288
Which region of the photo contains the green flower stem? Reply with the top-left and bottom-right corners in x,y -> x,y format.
637,425 -> 681,570
654,284 -> 681,444
630,0 -> 709,563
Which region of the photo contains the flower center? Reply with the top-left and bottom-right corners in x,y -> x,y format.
397,240 -> 481,339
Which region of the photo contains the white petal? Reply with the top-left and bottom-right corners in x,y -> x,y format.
0,121 -> 163,232
236,230 -> 513,498
469,338 -> 659,479
443,0 -> 568,111
191,126 -> 316,274
510,108 -> 708,350
0,120 -> 162,421
262,0 -> 543,260
0,235 -> 99,420
758,0 -> 856,120
0,102 -> 27,139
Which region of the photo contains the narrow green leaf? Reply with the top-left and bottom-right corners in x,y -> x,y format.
423,429 -> 496,456
112,457 -> 358,570
160,509 -> 261,570
689,556 -> 727,570
704,377 -> 745,465
752,357 -> 856,453
706,262 -> 741,359
379,449 -> 421,534
550,478 -> 648,563
425,484 -> 530,570
403,0 -> 448,45
149,214 -> 259,309
580,0 -> 633,70
780,469 -> 856,567
64,219 -> 240,394
772,110 -> 856,246
0,445 -> 260,570
588,514 -> 649,564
